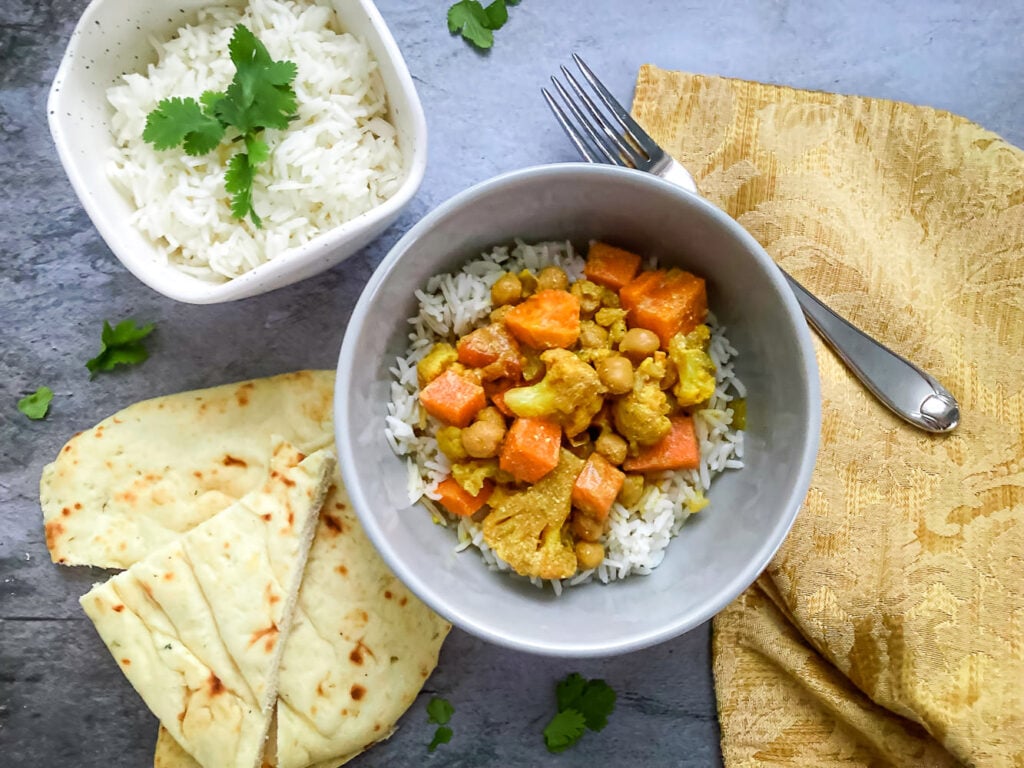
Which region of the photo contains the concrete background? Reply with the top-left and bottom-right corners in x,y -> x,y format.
2,0 -> 1022,765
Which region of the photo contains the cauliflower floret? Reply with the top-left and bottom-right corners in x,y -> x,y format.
612,356 -> 672,448
502,349 -> 606,438
668,325 -> 716,407
451,459 -> 499,496
416,342 -> 458,387
482,450 -> 583,579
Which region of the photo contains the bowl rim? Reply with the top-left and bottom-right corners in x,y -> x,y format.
335,163 -> 821,656
46,0 -> 427,304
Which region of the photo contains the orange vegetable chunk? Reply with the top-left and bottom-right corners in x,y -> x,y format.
418,369 -> 487,427
456,323 -> 522,380
499,417 -> 563,483
504,289 -> 581,350
584,242 -> 642,290
436,477 -> 493,517
623,415 -> 701,472
571,453 -> 626,521
619,268 -> 707,348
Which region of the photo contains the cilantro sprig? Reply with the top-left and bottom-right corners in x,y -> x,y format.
17,386 -> 53,420
543,673 -> 617,753
426,696 -> 454,753
85,319 -> 156,378
447,0 -> 519,49
142,24 -> 297,227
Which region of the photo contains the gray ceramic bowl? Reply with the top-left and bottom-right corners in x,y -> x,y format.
335,163 -> 820,657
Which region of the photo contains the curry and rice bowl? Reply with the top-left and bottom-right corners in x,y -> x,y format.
386,240 -> 747,593
105,0 -> 402,281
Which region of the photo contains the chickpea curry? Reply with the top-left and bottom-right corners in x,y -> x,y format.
416,242 -> 718,580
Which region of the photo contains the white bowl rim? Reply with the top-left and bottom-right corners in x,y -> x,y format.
336,162 -> 822,656
46,0 -> 428,304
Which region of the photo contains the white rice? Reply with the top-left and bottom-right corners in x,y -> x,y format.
106,0 -> 402,281
387,240 -> 746,591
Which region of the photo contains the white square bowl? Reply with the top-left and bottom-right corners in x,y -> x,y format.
48,0 -> 427,304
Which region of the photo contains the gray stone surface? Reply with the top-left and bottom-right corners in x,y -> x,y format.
1,0 -> 1021,765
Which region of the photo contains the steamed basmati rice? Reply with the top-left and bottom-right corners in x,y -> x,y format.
106,0 -> 403,281
387,241 -> 746,593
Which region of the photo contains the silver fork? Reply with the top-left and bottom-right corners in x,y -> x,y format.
543,54 -> 959,434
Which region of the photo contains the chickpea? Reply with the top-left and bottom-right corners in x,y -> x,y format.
594,430 -> 628,465
578,321 -> 608,350
491,272 -> 522,306
575,541 -> 606,571
571,511 -> 604,542
489,304 -> 513,324
617,474 -> 645,508
619,327 -> 661,360
536,266 -> 569,292
595,355 -> 634,395
460,419 -> 505,459
570,279 -> 603,315
476,406 -> 506,429
518,270 -> 538,297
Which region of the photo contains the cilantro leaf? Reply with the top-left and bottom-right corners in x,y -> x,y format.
142,24 -> 297,226
555,672 -> 586,712
447,0 -> 520,49
483,0 -> 509,29
575,679 -> 616,732
85,319 -> 155,378
543,709 -> 586,753
225,153 -> 260,227
428,725 -> 452,752
426,697 -> 454,725
544,673 -> 617,752
447,1 -> 494,48
143,97 -> 225,155
17,386 -> 53,420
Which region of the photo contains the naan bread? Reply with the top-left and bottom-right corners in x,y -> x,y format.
154,726 -> 363,768
43,371 -> 450,768
274,480 -> 448,768
149,478 -> 450,768
41,370 -> 334,568
81,442 -> 335,768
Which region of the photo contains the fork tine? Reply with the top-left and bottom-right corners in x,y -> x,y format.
542,87 -> 599,163
549,76 -> 622,165
571,53 -> 661,156
560,66 -> 646,165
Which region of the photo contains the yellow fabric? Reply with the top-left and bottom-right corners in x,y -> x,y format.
632,65 -> 1024,767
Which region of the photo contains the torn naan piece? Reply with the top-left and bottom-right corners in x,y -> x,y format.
150,477 -> 450,768
154,726 -> 362,768
274,480 -> 449,768
81,442 -> 335,768
41,370 -> 334,568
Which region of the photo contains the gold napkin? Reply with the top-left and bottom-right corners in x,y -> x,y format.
632,65 -> 1024,767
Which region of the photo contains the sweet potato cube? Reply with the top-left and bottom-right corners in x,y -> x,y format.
571,453 -> 625,521
499,418 -> 562,483
619,268 -> 707,347
584,242 -> 642,290
436,477 -> 494,517
504,290 -> 581,350
622,415 -> 700,472
418,369 -> 487,427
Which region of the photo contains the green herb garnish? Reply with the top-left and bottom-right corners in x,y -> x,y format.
543,673 -> 617,753
17,386 -> 53,420
426,696 -> 454,752
447,0 -> 519,50
142,24 -> 297,227
86,319 -> 155,378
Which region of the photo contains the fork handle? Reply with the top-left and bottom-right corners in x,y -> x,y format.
783,272 -> 959,433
